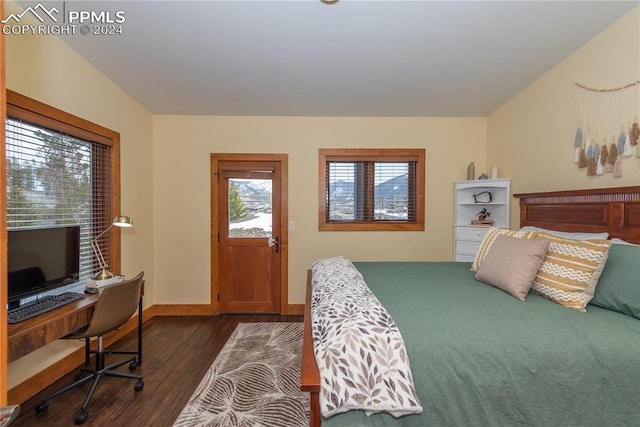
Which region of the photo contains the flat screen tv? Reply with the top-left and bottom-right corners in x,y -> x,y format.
7,225 -> 81,305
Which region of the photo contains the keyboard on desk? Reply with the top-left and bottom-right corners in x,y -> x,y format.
8,292 -> 85,324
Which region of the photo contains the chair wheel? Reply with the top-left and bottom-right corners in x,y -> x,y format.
129,361 -> 139,370
134,380 -> 144,392
74,410 -> 88,424
35,401 -> 49,414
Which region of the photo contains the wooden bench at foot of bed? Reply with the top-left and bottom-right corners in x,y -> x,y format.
301,270 -> 321,427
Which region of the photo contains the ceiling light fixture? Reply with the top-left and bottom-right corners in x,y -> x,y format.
321,0 -> 340,4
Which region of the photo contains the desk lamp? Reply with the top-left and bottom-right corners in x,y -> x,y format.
91,215 -> 133,281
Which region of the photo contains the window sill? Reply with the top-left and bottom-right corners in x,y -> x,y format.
319,222 -> 425,231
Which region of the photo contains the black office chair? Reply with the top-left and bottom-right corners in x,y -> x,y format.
35,272 -> 145,425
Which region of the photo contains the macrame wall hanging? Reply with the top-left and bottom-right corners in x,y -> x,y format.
574,79 -> 640,178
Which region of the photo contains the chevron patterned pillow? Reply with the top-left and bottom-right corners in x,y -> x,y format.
530,232 -> 612,311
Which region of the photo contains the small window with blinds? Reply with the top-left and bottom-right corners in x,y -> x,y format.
5,90 -> 120,281
319,149 -> 425,231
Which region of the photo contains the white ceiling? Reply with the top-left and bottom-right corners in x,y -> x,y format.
53,0 -> 638,116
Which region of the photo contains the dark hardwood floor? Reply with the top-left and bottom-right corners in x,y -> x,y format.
11,314 -> 303,427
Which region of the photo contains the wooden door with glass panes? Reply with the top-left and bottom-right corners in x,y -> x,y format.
215,159 -> 282,313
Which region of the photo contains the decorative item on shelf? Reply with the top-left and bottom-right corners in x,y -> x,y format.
478,173 -> 488,180
467,162 -> 475,180
491,165 -> 498,179
471,208 -> 494,225
91,215 -> 133,281
477,208 -> 490,220
473,191 -> 492,203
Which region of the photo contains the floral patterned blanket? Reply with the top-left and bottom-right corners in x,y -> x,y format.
311,256 -> 423,418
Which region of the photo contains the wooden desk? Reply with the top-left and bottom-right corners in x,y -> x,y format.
7,288 -> 143,364
7,294 -> 100,363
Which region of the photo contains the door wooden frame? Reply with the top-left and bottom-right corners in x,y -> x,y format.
210,153 -> 289,314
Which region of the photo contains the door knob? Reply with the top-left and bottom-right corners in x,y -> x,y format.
268,236 -> 280,253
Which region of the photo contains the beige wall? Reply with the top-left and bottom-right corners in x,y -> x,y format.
487,6 -> 640,228
4,0 -> 154,388
152,116 -> 487,305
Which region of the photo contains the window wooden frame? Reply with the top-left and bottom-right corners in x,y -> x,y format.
319,148 -> 425,231
5,90 -> 122,275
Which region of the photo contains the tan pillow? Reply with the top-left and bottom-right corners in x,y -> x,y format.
471,227 -> 539,272
530,232 -> 611,311
475,235 -> 550,301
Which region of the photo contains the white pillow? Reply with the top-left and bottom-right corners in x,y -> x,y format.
519,226 -> 608,240
610,238 -> 640,246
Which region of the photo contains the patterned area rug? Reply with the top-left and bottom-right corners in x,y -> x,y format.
173,322 -> 309,427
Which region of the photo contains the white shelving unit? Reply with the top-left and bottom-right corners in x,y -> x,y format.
454,178 -> 511,262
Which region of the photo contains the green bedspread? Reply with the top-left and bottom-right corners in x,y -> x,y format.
320,262 -> 640,427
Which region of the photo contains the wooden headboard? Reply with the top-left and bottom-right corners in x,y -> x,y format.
513,186 -> 640,245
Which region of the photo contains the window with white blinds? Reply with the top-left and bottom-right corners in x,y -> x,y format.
5,91 -> 119,281
319,149 -> 425,231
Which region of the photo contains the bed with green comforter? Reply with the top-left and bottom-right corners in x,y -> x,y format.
319,261 -> 640,427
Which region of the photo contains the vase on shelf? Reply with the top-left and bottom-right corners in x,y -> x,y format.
467,162 -> 475,180
491,165 -> 499,179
